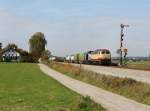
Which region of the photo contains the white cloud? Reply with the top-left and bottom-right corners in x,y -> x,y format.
0,9 -> 150,57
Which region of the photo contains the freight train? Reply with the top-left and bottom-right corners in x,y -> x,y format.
65,49 -> 111,65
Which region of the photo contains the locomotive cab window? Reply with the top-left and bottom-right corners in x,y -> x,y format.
101,51 -> 105,54
106,51 -> 110,54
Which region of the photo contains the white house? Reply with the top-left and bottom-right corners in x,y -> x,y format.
0,44 -> 22,62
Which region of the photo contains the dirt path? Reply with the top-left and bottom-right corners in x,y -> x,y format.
39,64 -> 150,111
71,64 -> 150,84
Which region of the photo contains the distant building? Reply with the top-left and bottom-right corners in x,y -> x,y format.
49,56 -> 56,61
0,44 -> 28,62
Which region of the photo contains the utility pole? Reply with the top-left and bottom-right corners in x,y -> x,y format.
0,43 -> 2,50
120,24 -> 129,66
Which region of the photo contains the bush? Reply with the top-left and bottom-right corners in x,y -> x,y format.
41,50 -> 51,61
75,96 -> 105,111
21,54 -> 39,63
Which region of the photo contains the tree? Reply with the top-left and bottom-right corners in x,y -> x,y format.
29,32 -> 47,58
41,50 -> 51,61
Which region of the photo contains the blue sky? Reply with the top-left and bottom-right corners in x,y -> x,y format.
0,0 -> 150,56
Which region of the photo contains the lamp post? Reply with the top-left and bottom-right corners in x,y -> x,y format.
120,24 -> 129,66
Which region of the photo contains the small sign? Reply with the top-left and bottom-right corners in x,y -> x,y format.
123,48 -> 128,53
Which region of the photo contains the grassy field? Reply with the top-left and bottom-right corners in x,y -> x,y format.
0,63 -> 105,111
45,61 -> 150,105
126,61 -> 150,70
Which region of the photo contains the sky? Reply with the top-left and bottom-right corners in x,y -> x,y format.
0,0 -> 150,57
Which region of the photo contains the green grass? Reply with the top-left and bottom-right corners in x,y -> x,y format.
128,61 -> 150,66
126,61 -> 150,70
45,61 -> 150,105
0,63 -> 105,111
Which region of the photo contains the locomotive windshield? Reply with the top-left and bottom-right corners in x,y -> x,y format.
101,51 -> 105,54
101,50 -> 110,54
106,51 -> 110,54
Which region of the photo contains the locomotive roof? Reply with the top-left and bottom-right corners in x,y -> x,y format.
94,49 -> 110,51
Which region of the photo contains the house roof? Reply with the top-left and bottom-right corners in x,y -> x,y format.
0,44 -> 28,56
0,44 -> 17,54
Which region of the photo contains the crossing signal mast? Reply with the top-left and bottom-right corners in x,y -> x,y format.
0,43 -> 2,50
120,24 -> 129,66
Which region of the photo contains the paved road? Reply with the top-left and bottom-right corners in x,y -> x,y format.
39,64 -> 150,111
71,64 -> 150,84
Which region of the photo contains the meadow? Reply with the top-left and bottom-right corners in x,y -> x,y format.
127,61 -> 150,70
0,63 -> 105,111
